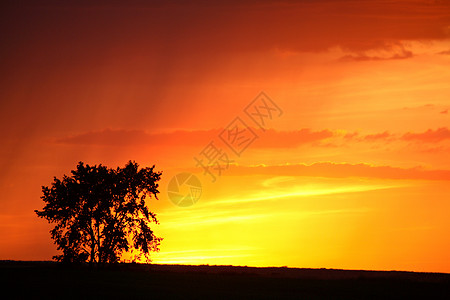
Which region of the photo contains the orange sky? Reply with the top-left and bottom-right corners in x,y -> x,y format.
1,0 -> 450,272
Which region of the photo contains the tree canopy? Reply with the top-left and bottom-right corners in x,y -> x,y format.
35,161 -> 163,265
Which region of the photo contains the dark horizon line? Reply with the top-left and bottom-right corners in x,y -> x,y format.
1,260 -> 449,277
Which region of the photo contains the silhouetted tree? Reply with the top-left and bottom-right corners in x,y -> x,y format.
35,161 -> 163,265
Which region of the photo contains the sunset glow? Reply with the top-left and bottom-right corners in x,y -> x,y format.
1,0 -> 450,273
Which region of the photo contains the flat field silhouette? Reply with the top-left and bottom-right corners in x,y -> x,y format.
1,261 -> 449,299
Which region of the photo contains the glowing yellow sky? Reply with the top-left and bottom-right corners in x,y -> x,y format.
1,0 -> 450,273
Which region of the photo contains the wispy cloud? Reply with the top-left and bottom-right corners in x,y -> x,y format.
340,49 -> 414,62
221,162 -> 450,181
208,184 -> 398,206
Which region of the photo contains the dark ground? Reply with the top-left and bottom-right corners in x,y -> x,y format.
0,261 -> 449,299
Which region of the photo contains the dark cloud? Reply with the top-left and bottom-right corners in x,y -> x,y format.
402,127 -> 450,143
2,0 -> 450,61
363,131 -> 392,141
2,0 -> 449,139
56,129 -> 218,147
55,128 -> 335,148
56,127 -> 450,148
